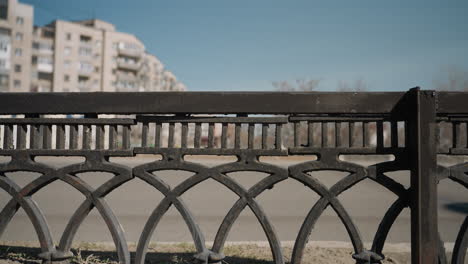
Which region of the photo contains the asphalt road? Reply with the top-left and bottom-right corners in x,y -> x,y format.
1,156 -> 467,245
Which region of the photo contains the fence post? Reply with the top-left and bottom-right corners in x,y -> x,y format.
407,88 -> 439,263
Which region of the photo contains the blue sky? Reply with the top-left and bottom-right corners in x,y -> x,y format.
22,0 -> 468,91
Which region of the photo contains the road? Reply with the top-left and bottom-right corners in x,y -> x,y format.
1,156 -> 467,245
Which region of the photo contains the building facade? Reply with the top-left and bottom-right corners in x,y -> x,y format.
0,0 -> 33,92
1,0 -> 186,92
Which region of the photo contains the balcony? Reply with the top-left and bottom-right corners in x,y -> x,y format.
117,60 -> 140,72
78,69 -> 93,77
117,46 -> 143,58
116,71 -> 137,81
77,82 -> 91,92
78,62 -> 94,76
37,63 -> 53,73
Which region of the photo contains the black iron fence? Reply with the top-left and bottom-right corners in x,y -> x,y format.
0,88 -> 467,264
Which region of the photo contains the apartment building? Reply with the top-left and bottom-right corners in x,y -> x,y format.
1,0 -> 186,92
0,0 -> 33,92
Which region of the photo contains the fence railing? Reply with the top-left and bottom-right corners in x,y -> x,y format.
0,88 -> 467,264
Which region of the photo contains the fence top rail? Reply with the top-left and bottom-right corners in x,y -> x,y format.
0,90 -> 466,115
0,91 -> 407,115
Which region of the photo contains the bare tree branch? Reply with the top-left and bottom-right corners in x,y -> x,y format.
434,65 -> 468,91
272,79 -> 321,91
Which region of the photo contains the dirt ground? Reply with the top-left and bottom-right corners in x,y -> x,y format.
0,241 -> 416,264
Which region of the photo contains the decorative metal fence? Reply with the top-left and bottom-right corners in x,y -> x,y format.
0,88 -> 467,264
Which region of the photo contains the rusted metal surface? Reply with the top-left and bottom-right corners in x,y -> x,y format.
0,89 -> 466,264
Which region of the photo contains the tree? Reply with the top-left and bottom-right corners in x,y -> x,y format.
337,78 -> 369,92
272,79 -> 321,91
434,65 -> 468,91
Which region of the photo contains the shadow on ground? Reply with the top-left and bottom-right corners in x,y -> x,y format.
0,245 -> 273,264
445,202 -> 468,214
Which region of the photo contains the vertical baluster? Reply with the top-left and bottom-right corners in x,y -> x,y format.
108,125 -> 117,149
404,121 -> 409,148
363,122 -> 369,147
262,124 -> 268,149
321,122 -> 328,147
454,122 -> 462,149
466,122 -> 468,149
16,124 -> 27,149
82,125 -> 91,149
3,125 -> 13,149
349,122 -> 355,147
95,125 -> 104,149
154,123 -> 161,148
248,124 -> 255,149
221,123 -> 228,148
275,123 -> 282,150
391,121 -> 398,148
122,125 -> 130,149
436,122 -> 442,153
308,121 -> 314,147
294,122 -> 300,147
168,123 -> 175,148
141,122 -> 149,147
69,125 -> 78,149
234,123 -> 241,149
335,122 -> 342,147
208,123 -> 215,148
194,123 -> 201,148
43,125 -> 52,149
56,125 -> 65,149
30,124 -> 41,149
181,123 -> 188,148
377,121 -> 384,148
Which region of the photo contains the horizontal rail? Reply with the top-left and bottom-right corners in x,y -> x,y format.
137,115 -> 289,124
437,92 -> 468,115
0,92 -> 408,114
0,118 -> 135,125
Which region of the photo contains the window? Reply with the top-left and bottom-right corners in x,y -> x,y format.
42,29 -> 54,38
94,66 -> 99,73
15,48 -> 22,56
0,74 -> 8,91
13,79 -> 21,88
38,57 -> 53,64
96,40 -> 101,47
15,32 -> 23,41
78,75 -> 89,85
38,72 -> 53,81
14,64 -> 21,72
64,75 -> 70,82
0,59 -> 6,68
64,60 -> 71,68
33,42 -> 53,52
0,40 -> 7,52
112,42 -> 118,50
0,3 -> 7,20
78,61 -> 93,73
31,56 -> 37,64
66,33 -> 71,40
79,46 -> 92,56
64,46 -> 71,55
80,35 -> 91,43
16,17 -> 23,25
